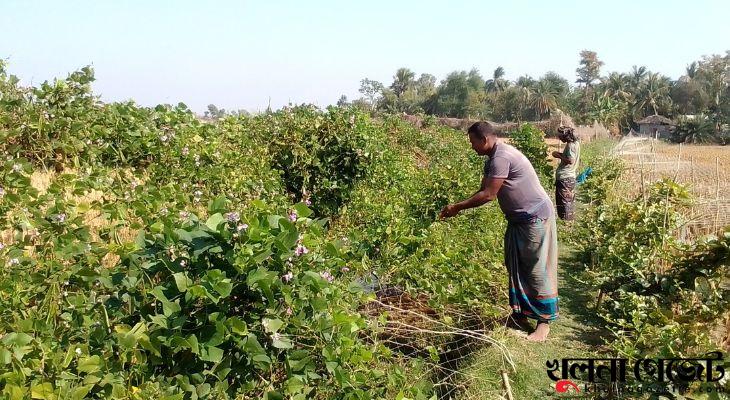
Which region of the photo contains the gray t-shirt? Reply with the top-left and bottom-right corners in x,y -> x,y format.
556,141 -> 581,180
483,142 -> 553,222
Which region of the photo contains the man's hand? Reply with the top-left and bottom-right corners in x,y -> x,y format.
439,204 -> 460,219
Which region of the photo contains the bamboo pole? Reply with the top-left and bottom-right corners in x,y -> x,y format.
674,143 -> 682,181
640,154 -> 646,202
501,370 -> 515,400
715,157 -> 721,233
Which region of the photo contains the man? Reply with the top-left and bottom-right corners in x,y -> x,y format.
439,122 -> 558,342
552,125 -> 580,221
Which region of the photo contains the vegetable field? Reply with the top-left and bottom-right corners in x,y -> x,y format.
1,64 -> 728,400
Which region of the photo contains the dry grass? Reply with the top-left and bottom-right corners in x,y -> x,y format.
613,138 -> 730,238
4,169 -> 144,268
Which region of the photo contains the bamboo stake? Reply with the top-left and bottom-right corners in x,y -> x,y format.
501,370 -> 515,400
716,157 -> 721,233
674,143 -> 682,181
640,154 -> 646,202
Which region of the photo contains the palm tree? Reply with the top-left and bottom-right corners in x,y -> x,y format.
629,65 -> 648,89
391,68 -> 416,98
600,72 -> 632,103
530,80 -> 559,119
635,72 -> 672,116
485,66 -> 508,93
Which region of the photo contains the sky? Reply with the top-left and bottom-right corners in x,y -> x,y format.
2,0 -> 729,113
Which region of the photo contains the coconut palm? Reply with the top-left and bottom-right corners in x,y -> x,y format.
485,66 -> 509,93
600,72 -> 632,103
634,72 -> 673,116
390,68 -> 416,98
530,80 -> 560,119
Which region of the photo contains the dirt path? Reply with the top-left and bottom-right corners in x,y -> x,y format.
456,244 -> 608,399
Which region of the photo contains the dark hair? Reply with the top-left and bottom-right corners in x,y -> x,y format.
558,126 -> 578,142
467,121 -> 497,140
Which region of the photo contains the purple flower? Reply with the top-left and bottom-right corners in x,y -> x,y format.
237,223 -> 248,232
319,271 -> 334,283
182,147 -> 190,156
52,213 -> 67,223
0,242 -> 5,250
286,307 -> 293,316
282,271 -> 294,282
179,211 -> 190,220
288,210 -> 298,222
341,267 -> 350,273
0,186 -> 5,197
294,244 -> 308,256
8,258 -> 19,266
304,198 -> 312,206
226,212 -> 240,223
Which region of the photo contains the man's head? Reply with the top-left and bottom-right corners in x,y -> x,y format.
467,121 -> 498,155
557,125 -> 577,143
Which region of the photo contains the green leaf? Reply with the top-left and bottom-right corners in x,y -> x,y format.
77,355 -> 102,373
267,215 -> 282,228
2,332 -> 33,347
227,317 -> 248,335
262,318 -> 284,334
70,385 -> 93,400
264,391 -> 284,400
173,272 -> 192,292
209,196 -> 228,213
201,346 -> 224,363
30,383 -> 55,400
205,213 -> 225,231
0,348 -> 11,364
293,203 -> 313,218
272,336 -> 293,349
3,384 -> 25,400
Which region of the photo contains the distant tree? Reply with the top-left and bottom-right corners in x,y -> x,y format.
530,80 -> 560,119
426,69 -> 486,118
540,72 -> 570,97
672,76 -> 709,115
414,73 -> 437,99
635,72 -> 673,116
204,104 -> 226,119
671,115 -> 717,143
336,95 -> 349,107
576,50 -> 603,87
358,79 -> 384,111
390,68 -> 416,98
485,67 -> 509,93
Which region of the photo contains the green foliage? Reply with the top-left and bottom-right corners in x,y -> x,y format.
671,114 -> 720,144
252,105 -> 376,216
507,123 -> 553,181
574,175 -> 729,358
1,64 -> 512,399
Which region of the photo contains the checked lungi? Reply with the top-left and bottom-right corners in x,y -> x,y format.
504,215 -> 559,322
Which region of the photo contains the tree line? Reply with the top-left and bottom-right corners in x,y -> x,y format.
339,50 -> 729,143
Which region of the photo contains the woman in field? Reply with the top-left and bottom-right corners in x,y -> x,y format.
552,126 -> 580,220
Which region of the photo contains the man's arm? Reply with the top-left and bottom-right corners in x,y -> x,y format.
552,144 -> 575,164
439,176 -> 505,218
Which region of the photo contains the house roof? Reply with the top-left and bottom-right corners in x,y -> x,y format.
636,114 -> 674,125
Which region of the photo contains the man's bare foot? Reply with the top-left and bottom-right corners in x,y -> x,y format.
526,322 -> 550,342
